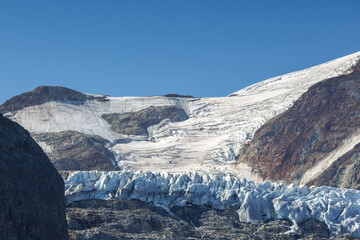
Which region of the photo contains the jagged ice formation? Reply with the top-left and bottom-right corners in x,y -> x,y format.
63,170 -> 360,238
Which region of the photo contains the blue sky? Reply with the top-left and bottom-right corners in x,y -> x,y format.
0,1 -> 359,104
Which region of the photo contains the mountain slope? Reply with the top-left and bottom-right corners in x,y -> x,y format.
237,60 -> 360,187
2,51 -> 360,239
1,52 -> 359,179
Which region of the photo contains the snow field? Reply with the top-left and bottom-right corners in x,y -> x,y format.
7,52 -> 360,179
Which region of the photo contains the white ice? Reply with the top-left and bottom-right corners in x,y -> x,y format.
63,170 -> 360,238
6,52 -> 360,238
6,51 -> 360,180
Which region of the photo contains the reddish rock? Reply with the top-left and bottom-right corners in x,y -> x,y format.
238,63 -> 360,186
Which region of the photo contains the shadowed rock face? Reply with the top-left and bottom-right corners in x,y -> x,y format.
238,63 -> 360,186
32,131 -> 116,171
0,113 -> 68,240
0,86 -> 108,114
102,105 -> 189,136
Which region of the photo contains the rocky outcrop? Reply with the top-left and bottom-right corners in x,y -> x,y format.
238,63 -> 360,186
163,93 -> 194,98
0,86 -> 108,114
32,131 -> 116,171
66,199 -> 335,240
102,105 -> 188,136
308,142 -> 360,189
0,113 -> 67,239
67,199 -> 199,239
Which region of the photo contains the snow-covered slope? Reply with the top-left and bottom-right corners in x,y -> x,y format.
63,170 -> 360,237
237,52 -> 360,188
3,52 -> 360,181
3,52 -> 360,238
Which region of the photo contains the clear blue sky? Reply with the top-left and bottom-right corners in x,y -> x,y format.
0,1 -> 359,104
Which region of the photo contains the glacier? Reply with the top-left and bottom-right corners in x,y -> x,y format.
5,52 -> 360,181
3,51 -> 360,238
63,170 -> 360,237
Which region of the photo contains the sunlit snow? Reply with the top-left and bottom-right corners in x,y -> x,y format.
6,51 -> 360,180
5,51 -> 360,237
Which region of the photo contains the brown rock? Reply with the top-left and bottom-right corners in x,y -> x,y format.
238,63 -> 360,187
308,143 -> 360,189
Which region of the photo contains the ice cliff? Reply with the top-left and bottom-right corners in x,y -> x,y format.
64,170 -> 360,237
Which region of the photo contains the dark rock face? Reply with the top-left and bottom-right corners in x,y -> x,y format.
32,131 -> 116,171
0,86 -> 108,114
0,114 -> 68,239
102,105 -> 189,136
66,199 -> 343,240
238,63 -> 360,186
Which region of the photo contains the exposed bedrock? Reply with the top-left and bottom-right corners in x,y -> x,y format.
238,63 -> 360,187
32,131 -> 116,171
66,199 -> 336,240
308,142 -> 360,189
0,85 -> 108,114
0,113 -> 68,239
101,105 -> 189,136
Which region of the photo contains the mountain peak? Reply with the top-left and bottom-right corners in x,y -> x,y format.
0,86 -> 87,114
